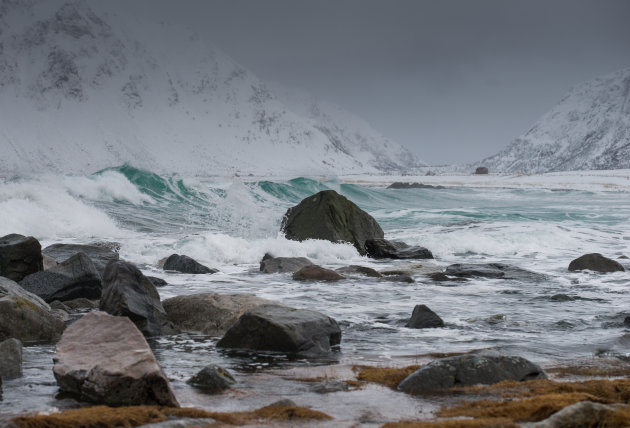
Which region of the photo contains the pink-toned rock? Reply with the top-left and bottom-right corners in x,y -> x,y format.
53,311 -> 179,407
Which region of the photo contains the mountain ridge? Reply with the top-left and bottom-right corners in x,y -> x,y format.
0,0 -> 425,177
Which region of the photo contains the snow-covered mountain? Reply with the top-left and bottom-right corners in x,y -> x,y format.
478,68 -> 630,173
0,0 -> 424,177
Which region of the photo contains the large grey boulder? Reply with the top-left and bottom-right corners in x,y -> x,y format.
259,253 -> 313,273
0,277 -> 65,343
163,254 -> 217,274
364,238 -> 433,259
398,351 -> 546,393
19,252 -> 101,303
405,305 -> 444,329
162,293 -> 277,336
281,190 -> 384,255
187,365 -> 236,393
0,234 -> 43,282
217,304 -> 342,357
292,265 -> 344,281
0,338 -> 22,379
100,261 -> 178,337
568,253 -> 625,273
445,263 -> 546,282
43,242 -> 119,277
53,311 -> 179,407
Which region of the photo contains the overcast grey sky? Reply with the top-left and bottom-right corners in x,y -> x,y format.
128,0 -> 630,165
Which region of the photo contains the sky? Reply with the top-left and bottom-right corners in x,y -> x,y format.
125,0 -> 630,165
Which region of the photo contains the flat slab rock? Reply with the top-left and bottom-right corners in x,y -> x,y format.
217,304 -> 341,357
398,351 -> 547,393
445,263 -> 546,281
292,265 -> 344,281
53,311 -> 179,407
163,293 -> 278,336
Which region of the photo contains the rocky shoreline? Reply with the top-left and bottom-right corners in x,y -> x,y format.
0,189 -> 628,427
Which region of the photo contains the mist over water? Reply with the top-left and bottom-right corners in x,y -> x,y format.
1,166 -> 629,421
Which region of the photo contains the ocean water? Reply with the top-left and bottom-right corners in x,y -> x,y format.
1,166 -> 629,424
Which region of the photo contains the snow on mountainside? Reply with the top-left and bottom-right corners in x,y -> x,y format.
479,68 -> 630,173
0,0 -> 424,177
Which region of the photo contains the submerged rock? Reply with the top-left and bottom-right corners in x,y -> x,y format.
163,293 -> 277,336
0,277 -> 65,343
281,190 -> 384,255
53,311 -> 179,407
163,254 -> 217,274
398,351 -> 546,393
381,262 -> 442,277
217,304 -> 341,357
568,253 -> 625,273
387,182 -> 444,189
0,338 -> 22,379
187,365 -> 236,393
293,265 -> 344,281
336,265 -> 382,278
43,242 -> 119,278
380,274 -> 415,283
147,276 -> 168,287
100,260 -> 178,337
365,238 -> 433,260
19,252 -> 101,302
260,253 -> 313,273
405,305 -> 444,328
445,263 -> 546,282
0,234 -> 43,282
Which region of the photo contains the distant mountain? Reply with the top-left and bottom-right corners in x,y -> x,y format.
478,68 -> 630,173
0,0 -> 424,176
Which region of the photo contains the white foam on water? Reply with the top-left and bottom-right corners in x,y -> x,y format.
0,177 -> 124,239
62,171 -> 155,205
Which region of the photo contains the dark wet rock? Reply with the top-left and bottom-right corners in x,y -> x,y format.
281,190 -> 384,255
100,260 -> 178,337
62,297 -> 99,310
163,254 -> 217,274
445,263 -> 546,281
365,238 -> 433,260
217,304 -> 342,357
19,252 -> 101,303
619,255 -> 629,260
551,294 -> 575,302
163,293 -> 277,336
428,272 -> 468,283
475,166 -> 489,174
293,265 -> 344,281
526,401 -> 622,428
380,274 -> 415,283
624,316 -> 630,328
336,265 -> 382,278
53,311 -> 179,407
568,253 -> 625,273
187,365 -> 236,393
0,276 -> 65,343
0,234 -> 43,282
147,276 -> 168,287
49,300 -> 71,312
268,399 -> 297,407
0,338 -> 22,379
387,182 -> 444,189
259,253 -> 313,273
398,351 -> 546,393
405,305 -> 444,328
43,243 -> 119,277
310,379 -> 349,394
